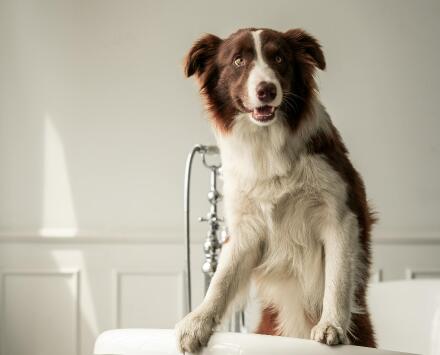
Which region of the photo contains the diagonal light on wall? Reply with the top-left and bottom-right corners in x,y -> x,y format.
40,114 -> 78,237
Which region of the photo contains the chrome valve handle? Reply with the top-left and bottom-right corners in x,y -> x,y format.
198,158 -> 224,292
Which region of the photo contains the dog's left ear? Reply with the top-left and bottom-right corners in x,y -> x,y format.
284,29 -> 326,70
184,34 -> 222,78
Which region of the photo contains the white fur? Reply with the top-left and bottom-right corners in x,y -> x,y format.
176,99 -> 363,353
246,30 -> 283,127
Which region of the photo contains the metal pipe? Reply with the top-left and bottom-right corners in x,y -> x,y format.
184,145 -> 202,313
183,144 -> 220,314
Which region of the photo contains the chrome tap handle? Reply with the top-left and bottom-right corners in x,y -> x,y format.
198,216 -> 223,223
201,151 -> 221,171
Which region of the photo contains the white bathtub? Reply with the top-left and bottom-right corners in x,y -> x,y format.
95,280 -> 440,355
94,328 -> 416,355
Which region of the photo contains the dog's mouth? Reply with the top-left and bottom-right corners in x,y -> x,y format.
236,99 -> 278,124
251,105 -> 276,122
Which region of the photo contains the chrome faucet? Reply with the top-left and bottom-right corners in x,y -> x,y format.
184,144 -> 245,332
183,144 -> 224,313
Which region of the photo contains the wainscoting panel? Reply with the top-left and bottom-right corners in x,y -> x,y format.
0,234 -> 439,355
0,270 -> 79,355
0,241 -> 203,355
406,268 -> 440,280
113,270 -> 184,328
372,242 -> 440,281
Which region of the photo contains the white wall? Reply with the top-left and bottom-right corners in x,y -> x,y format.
1,0 -> 439,241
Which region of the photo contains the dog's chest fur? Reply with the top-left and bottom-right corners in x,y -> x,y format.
216,105 -> 350,332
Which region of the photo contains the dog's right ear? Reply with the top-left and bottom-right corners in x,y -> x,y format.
184,34 -> 222,77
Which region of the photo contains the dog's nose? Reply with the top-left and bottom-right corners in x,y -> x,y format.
256,82 -> 277,103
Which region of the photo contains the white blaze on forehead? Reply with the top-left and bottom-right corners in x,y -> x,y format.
253,30 -> 265,67
247,30 -> 283,109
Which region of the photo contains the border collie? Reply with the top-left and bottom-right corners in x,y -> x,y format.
176,27 -> 376,353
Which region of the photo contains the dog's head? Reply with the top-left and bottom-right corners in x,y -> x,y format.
185,28 -> 325,133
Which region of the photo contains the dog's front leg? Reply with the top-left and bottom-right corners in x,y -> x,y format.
311,214 -> 358,345
175,236 -> 260,353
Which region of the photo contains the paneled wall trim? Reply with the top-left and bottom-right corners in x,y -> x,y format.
0,269 -> 80,355
372,269 -> 384,283
406,268 -> 440,280
112,269 -> 185,328
0,230 -> 439,244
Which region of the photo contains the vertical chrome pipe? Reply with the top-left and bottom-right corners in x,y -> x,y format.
184,145 -> 204,314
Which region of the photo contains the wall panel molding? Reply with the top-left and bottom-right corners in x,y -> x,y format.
405,268 -> 440,280
371,269 -> 384,283
0,229 -> 439,244
112,269 -> 184,328
0,269 -> 80,355
0,229 -> 181,244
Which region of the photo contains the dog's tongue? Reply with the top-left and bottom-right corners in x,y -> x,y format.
252,105 -> 275,120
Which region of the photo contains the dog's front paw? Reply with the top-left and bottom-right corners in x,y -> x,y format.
175,310 -> 216,354
311,320 -> 348,345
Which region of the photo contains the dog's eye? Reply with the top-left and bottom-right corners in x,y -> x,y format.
234,56 -> 245,67
275,55 -> 283,64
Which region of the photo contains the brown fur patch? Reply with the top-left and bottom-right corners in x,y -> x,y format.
280,29 -> 325,133
256,306 -> 280,336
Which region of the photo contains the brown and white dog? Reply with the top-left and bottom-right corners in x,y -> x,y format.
176,28 -> 376,353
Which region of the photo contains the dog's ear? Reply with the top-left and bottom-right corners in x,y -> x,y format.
184,34 -> 222,77
284,29 -> 326,70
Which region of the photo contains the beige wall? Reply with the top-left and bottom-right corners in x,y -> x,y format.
0,0 -> 439,241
